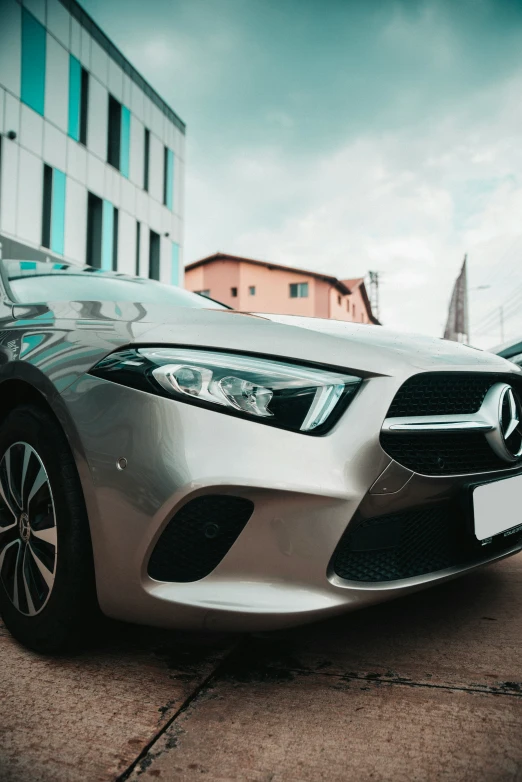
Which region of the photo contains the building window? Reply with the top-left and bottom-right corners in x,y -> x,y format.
68,56 -> 81,141
80,68 -> 89,145
171,242 -> 180,285
231,287 -> 238,297
135,221 -> 141,275
337,294 -> 342,305
107,95 -> 121,169
42,165 -> 66,256
41,165 -> 53,250
107,95 -> 130,175
143,128 -> 150,191
289,282 -> 308,298
120,106 -> 131,178
112,207 -> 119,270
249,286 -> 256,296
21,10 -> 46,116
102,200 -> 118,271
149,229 -> 160,280
68,56 -> 89,144
352,303 -> 355,316
87,192 -> 103,268
346,299 -> 350,311
87,196 -> 117,270
163,147 -> 174,209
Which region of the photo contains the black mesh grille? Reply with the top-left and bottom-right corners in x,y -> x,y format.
387,373 -> 495,418
331,503 -> 522,583
380,432 -> 512,475
148,495 -> 254,583
383,373 -> 522,475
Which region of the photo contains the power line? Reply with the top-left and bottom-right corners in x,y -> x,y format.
473,293 -> 522,337
472,282 -> 522,333
474,297 -> 522,336
473,234 -> 522,291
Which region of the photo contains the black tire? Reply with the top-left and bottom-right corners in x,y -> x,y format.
0,403 -> 97,653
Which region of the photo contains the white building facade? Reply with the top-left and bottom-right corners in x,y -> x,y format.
0,0 -> 185,286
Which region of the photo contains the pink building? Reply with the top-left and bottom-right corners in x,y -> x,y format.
185,253 -> 379,324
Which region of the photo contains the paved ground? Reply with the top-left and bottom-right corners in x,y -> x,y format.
1,555 -> 522,782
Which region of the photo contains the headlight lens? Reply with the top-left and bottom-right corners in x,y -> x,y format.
89,348 -> 362,434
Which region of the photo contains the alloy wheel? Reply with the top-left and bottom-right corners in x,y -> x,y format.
0,442 -> 57,616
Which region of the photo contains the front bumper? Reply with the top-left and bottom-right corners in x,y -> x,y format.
60,370 -> 522,631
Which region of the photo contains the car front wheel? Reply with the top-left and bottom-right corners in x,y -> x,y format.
0,403 -> 97,653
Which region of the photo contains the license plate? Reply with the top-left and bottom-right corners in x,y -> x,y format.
473,474 -> 522,541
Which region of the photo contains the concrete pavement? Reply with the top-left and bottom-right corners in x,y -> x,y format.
1,555 -> 522,781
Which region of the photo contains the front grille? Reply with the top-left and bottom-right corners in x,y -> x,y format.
331,503 -> 522,582
386,373 -> 494,418
380,432 -> 511,475
382,373 -> 522,475
148,495 -> 254,582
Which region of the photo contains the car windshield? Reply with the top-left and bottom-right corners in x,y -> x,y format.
4,260 -> 226,309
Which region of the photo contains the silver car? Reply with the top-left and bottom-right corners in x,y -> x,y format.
1,258 -> 522,653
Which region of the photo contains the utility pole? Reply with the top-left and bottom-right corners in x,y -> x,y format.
368,271 -> 380,321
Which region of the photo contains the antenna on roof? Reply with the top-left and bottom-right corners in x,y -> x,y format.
368,271 -> 380,320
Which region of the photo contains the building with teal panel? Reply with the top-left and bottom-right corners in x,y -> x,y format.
0,0 -> 185,288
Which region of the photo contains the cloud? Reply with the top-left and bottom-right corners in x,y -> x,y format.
185,69 -> 522,345
81,0 -> 522,346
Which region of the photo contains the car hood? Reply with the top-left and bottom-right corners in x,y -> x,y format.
132,308 -> 515,377
13,300 -> 518,380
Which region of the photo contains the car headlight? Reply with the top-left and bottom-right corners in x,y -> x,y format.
89,348 -> 362,434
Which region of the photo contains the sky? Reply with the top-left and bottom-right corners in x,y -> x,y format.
81,0 -> 522,347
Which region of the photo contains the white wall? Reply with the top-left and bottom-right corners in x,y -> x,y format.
45,35 -> 69,133
0,139 -> 19,236
138,220 -> 149,277
117,210 -> 136,276
0,0 -> 21,98
148,133 -> 164,204
105,165 -> 121,209
66,136 -> 87,182
108,59 -> 123,103
86,152 -> 104,198
4,92 -> 20,137
80,25 -> 91,69
17,148 -> 43,246
20,104 -> 44,157
148,199 -> 162,234
70,17 -> 81,59
173,157 -> 184,217
159,235 -> 171,284
129,115 -> 144,188
64,178 -> 87,263
135,187 -> 149,225
47,0 -> 70,48
120,177 -> 136,215
90,40 -> 108,85
87,78 -> 108,161
43,122 -> 67,171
